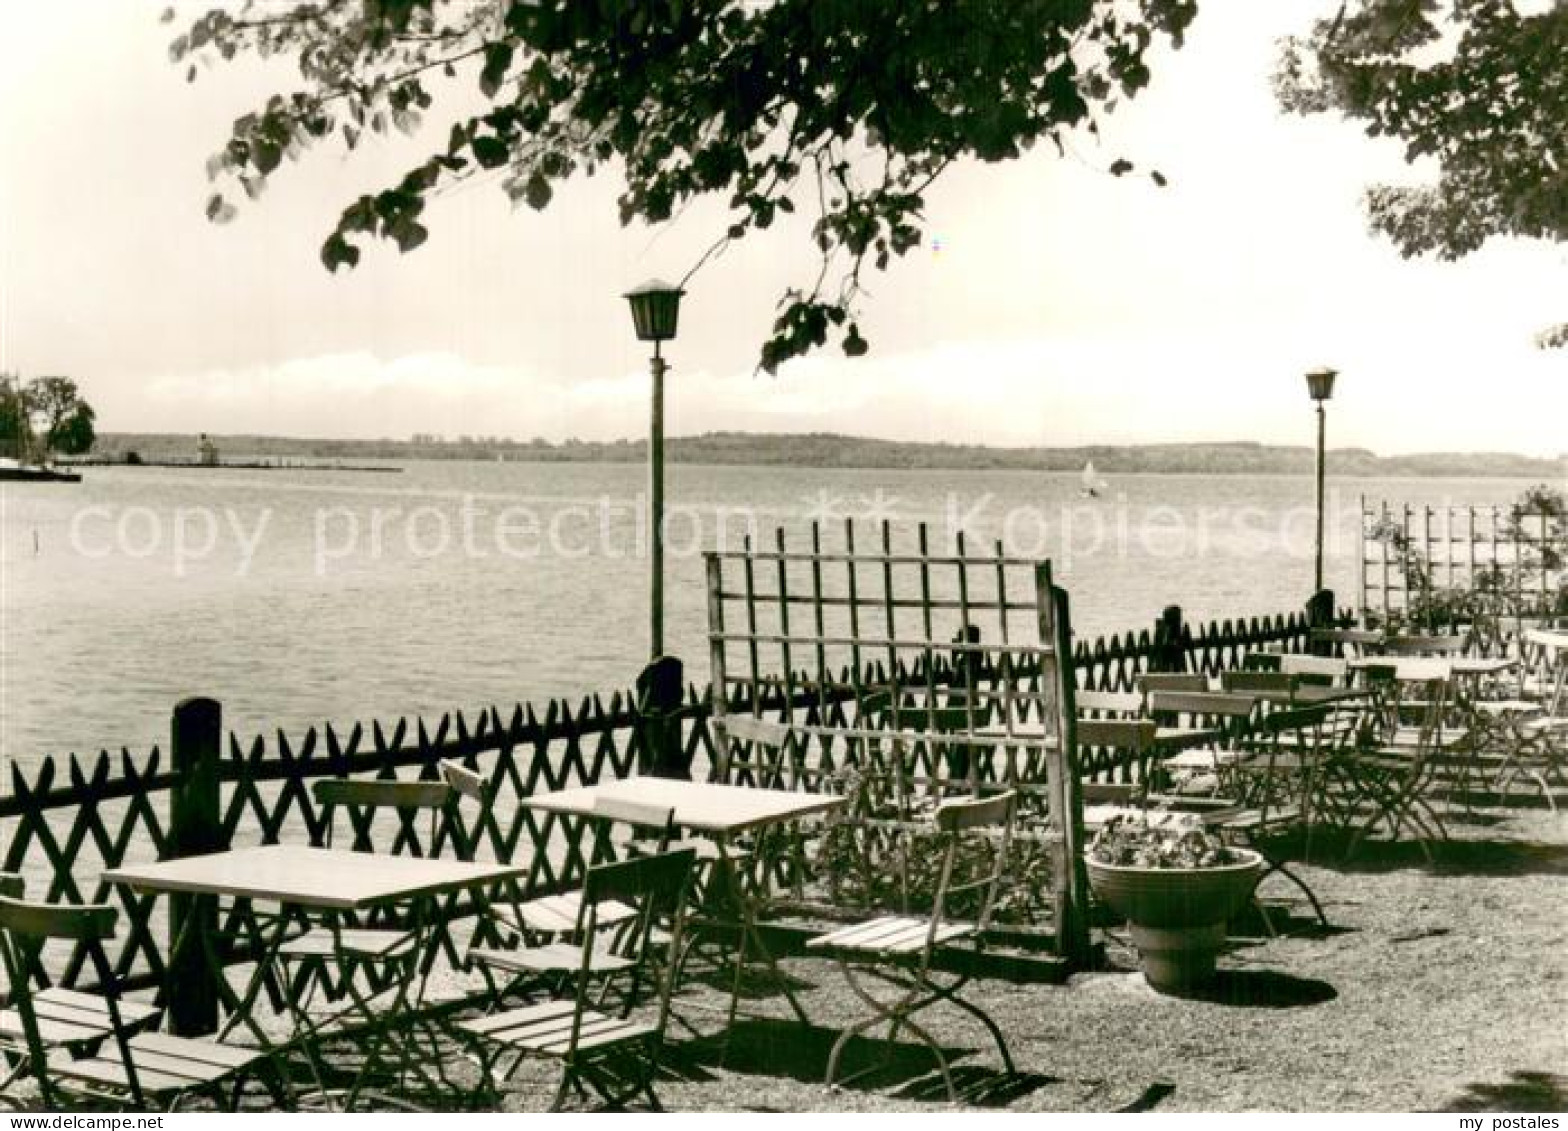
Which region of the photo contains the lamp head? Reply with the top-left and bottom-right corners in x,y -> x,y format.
1305,367 -> 1338,402
624,279 -> 684,343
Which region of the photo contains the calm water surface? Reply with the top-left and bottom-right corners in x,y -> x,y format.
0,460 -> 1545,769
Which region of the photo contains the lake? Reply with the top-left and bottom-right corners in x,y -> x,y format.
0,460 -> 1546,769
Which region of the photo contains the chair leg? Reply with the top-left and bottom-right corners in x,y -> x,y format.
824,1012 -> 889,1090
941,982 -> 1016,1074
1256,856 -> 1329,928
890,1008 -> 958,1103
548,1073 -> 572,1113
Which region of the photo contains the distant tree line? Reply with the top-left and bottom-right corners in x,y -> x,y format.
0,374 -> 96,461
87,430 -> 1563,478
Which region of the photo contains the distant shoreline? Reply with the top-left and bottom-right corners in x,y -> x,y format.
89,431 -> 1564,479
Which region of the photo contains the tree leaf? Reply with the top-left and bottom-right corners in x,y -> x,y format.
523,172 -> 552,210
472,135 -> 511,168
480,42 -> 514,99
320,233 -> 361,272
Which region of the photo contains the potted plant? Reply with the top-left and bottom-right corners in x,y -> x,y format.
1085,815 -> 1263,993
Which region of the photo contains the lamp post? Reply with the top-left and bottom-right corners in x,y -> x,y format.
624,279 -> 684,659
1305,366 -> 1338,594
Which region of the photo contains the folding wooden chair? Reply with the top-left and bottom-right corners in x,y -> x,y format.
0,894 -> 274,1111
1341,678 -> 1453,861
463,789 -> 676,1010
1479,630 -> 1568,808
1148,691 -> 1259,796
1207,704 -> 1339,930
806,791 -> 1019,1103
457,848 -> 697,1111
0,874 -> 163,1104
278,778 -> 456,999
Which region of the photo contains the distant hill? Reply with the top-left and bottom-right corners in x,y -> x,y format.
87,430 -> 1564,478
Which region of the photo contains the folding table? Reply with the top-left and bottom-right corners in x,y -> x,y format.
104,845 -> 525,1109
522,779 -> 845,1034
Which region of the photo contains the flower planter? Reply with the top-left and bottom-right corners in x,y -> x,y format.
1086,849 -> 1264,993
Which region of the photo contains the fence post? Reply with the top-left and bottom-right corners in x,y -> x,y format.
168,697 -> 224,1036
635,656 -> 690,779
1150,605 -> 1187,673
1306,589 -> 1336,653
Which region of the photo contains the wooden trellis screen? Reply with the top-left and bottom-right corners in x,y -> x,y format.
1359,497 -> 1563,623
705,520 -> 1090,963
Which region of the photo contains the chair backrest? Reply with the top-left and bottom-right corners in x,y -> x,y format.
1221,670 -> 1296,696
436,760 -> 494,860
722,714 -> 791,750
313,778 -> 452,810
1256,702 -> 1333,738
565,849 -> 697,1062
1234,704 -> 1336,823
1147,690 -> 1257,748
1311,627 -> 1384,659
1521,630 -> 1568,714
437,759 -> 489,803
312,777 -> 455,853
1279,654 -> 1349,683
1384,632 -> 1470,657
582,846 -> 695,909
592,799 -> 677,855
0,896 -> 117,943
1075,690 -> 1142,717
1399,678 -> 1453,759
590,796 -> 674,829
1137,672 -> 1208,695
0,896 -> 136,1107
927,790 -> 1018,950
1075,717 -> 1157,753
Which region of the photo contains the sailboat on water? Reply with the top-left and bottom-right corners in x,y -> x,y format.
1079,460 -> 1108,499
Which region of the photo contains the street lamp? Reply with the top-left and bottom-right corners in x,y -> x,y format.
1305,366 -> 1338,594
624,279 -> 684,659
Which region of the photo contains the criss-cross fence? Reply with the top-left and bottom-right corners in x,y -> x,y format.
2,564 -> 1323,1025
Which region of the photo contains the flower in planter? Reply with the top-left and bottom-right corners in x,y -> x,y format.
1087,814 -> 1239,869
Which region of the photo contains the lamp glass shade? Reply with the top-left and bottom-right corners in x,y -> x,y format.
624,280 -> 684,342
1305,367 -> 1338,402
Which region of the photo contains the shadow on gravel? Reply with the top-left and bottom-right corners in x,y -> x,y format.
1303,830 -> 1568,877
1440,1070 -> 1568,1112
1164,968 -> 1339,1010
669,1018 -> 1056,1107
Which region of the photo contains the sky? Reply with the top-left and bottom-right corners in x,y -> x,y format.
0,1 -> 1563,457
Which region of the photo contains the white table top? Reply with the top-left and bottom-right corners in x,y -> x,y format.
103,845 -> 526,911
1348,656 -> 1515,680
522,778 -> 846,835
